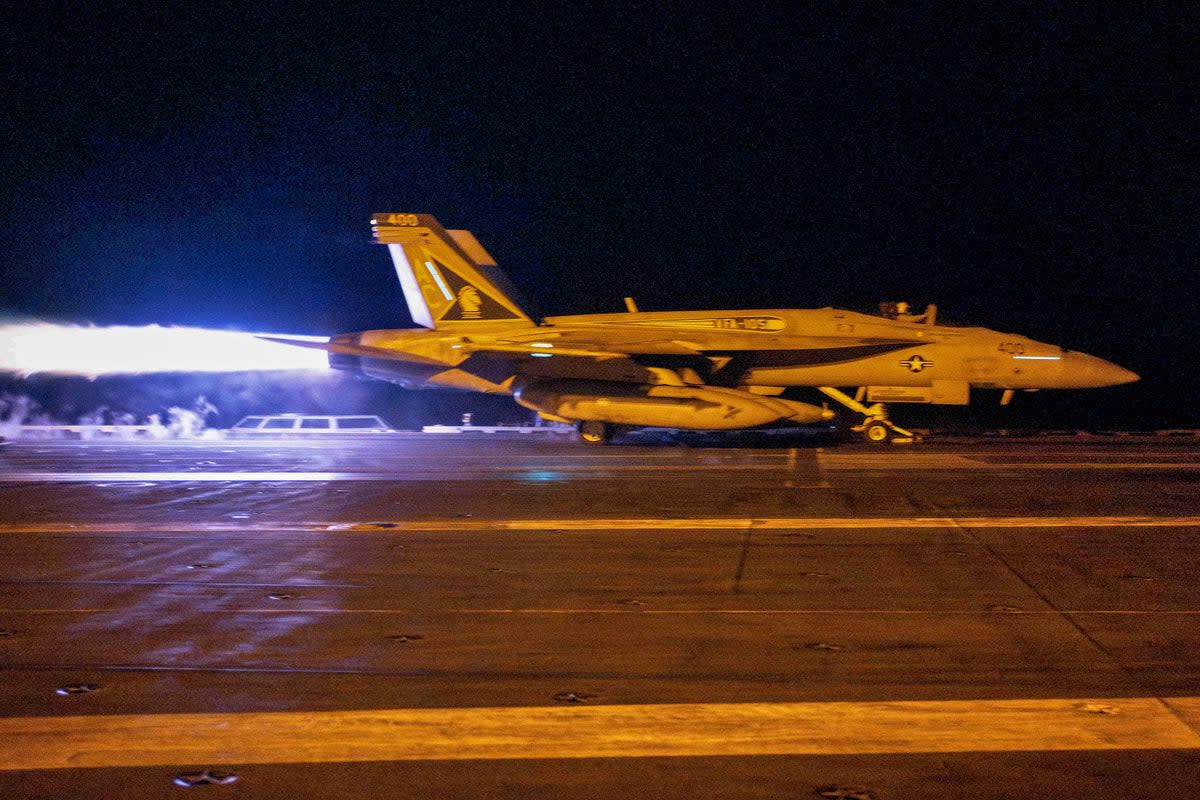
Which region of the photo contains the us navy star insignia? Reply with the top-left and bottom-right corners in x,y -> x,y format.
900,355 -> 933,372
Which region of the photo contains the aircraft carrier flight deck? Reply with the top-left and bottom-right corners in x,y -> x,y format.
1,432 -> 1198,798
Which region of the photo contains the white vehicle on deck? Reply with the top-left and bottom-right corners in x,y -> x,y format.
230,414 -> 394,435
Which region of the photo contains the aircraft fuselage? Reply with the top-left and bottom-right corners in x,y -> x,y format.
332,307 -> 1136,398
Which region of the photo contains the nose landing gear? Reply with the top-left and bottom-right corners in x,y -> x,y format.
816,387 -> 920,444
855,415 -> 916,444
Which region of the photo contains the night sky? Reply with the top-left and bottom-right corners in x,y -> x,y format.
2,4 -> 1196,428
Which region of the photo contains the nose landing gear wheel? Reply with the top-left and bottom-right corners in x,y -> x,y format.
577,420 -> 612,445
863,422 -> 891,443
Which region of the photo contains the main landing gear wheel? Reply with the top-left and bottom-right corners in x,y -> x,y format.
577,420 -> 612,445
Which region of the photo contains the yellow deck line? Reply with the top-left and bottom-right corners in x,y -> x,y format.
822,462 -> 1200,470
2,697 -> 1198,770
0,515 -> 1197,534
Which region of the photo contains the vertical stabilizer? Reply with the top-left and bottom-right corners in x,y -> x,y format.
371,213 -> 534,329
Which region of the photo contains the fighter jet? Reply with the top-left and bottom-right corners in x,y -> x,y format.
282,213 -> 1138,444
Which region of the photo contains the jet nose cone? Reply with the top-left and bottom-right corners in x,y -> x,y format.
1064,352 -> 1139,388
1112,365 -> 1140,385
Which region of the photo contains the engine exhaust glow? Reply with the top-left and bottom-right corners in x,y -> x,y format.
0,324 -> 329,376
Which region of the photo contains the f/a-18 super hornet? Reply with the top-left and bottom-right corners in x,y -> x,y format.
279,213 -> 1138,444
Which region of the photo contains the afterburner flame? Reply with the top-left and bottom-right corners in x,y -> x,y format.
0,324 -> 329,376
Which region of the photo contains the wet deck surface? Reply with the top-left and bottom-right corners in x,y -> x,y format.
0,433 -> 1198,798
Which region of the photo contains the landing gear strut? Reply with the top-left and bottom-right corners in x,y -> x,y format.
577,420 -> 612,445
816,387 -> 920,444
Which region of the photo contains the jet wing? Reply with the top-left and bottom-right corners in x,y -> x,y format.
475,331 -> 923,359
458,332 -> 705,357
450,342 -> 634,360
449,333 -> 925,384
262,331 -> 926,384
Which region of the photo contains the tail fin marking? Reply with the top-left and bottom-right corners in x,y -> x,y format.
372,213 -> 533,329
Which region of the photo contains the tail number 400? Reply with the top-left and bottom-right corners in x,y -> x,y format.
375,214 -> 420,226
